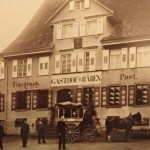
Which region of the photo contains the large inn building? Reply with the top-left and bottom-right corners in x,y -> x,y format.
1,0 -> 150,135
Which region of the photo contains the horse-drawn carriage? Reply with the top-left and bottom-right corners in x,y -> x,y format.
55,101 -> 101,143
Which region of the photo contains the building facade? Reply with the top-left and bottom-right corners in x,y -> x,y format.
1,0 -> 150,134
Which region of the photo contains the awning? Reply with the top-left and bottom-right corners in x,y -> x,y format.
56,101 -> 82,108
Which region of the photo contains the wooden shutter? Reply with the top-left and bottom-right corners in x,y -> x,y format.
27,58 -> 32,76
12,60 -> 18,78
0,94 -> 5,112
121,86 -> 127,106
102,50 -> 109,70
32,91 -> 38,109
56,25 -> 62,39
69,1 -> 75,11
121,48 -> 128,68
48,90 -> 53,108
129,47 -> 136,68
26,91 -> 31,110
128,85 -> 135,106
89,51 -> 96,71
101,87 -> 108,107
73,23 -> 79,37
71,53 -> 77,72
55,55 -> 61,74
97,19 -> 103,34
85,0 -> 90,8
94,87 -> 100,106
76,88 -> 82,103
11,93 -> 17,110
0,61 -> 4,79
80,22 -> 86,36
77,52 -> 84,72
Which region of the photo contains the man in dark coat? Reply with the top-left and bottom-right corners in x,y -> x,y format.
0,122 -> 4,149
36,120 -> 46,144
56,116 -> 67,149
20,120 -> 30,147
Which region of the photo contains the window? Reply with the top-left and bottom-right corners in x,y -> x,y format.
39,56 -> 49,75
18,60 -> 27,77
84,52 -> 90,71
108,86 -> 121,107
38,91 -> 48,109
63,24 -> 73,38
82,87 -> 100,107
75,0 -> 84,10
61,54 -> 71,73
15,118 -> 27,127
137,46 -> 150,67
101,85 -> 127,107
12,58 -> 32,78
135,84 -> 149,105
86,21 -> 97,35
74,38 -> 82,49
16,91 -> 27,109
110,50 -> 121,69
32,90 -> 52,109
11,91 -> 31,110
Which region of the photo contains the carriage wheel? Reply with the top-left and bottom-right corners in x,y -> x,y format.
66,124 -> 80,143
81,127 -> 95,142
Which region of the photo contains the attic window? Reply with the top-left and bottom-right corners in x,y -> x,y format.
69,0 -> 89,11
75,0 -> 84,10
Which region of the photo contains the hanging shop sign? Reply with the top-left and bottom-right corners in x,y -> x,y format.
51,71 -> 101,87
12,81 -> 40,89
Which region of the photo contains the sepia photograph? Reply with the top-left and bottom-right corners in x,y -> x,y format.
0,0 -> 150,149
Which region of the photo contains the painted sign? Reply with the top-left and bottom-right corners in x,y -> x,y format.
12,81 -> 40,89
51,71 -> 101,87
120,73 -> 138,80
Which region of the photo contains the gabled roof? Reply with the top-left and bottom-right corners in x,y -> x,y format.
1,0 -> 150,57
98,0 -> 150,45
1,0 -> 67,57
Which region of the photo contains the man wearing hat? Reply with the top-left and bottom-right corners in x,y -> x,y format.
56,116 -> 67,149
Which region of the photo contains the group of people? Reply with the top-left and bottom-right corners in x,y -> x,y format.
20,116 -> 67,149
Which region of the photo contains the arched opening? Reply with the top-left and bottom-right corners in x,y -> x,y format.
57,89 -> 73,103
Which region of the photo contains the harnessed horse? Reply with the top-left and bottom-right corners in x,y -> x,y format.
105,112 -> 142,142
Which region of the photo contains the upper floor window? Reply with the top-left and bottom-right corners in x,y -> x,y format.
39,56 -> 49,76
56,19 -> 103,40
12,58 -> 32,78
86,21 -> 97,35
18,59 -> 27,77
69,0 -> 89,11
55,51 -> 96,74
63,24 -> 73,38
137,46 -> 150,67
75,0 -> 84,10
61,54 -> 71,73
0,61 -> 5,80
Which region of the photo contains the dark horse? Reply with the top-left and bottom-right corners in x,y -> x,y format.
105,112 -> 142,142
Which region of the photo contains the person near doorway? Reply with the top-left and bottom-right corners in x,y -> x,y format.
0,122 -> 4,149
56,116 -> 67,149
36,120 -> 46,144
20,120 -> 30,147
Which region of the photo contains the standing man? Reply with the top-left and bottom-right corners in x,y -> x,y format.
56,116 -> 67,149
0,122 -> 4,149
36,120 -> 46,144
20,120 -> 30,147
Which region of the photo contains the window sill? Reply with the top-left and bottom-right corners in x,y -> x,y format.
36,108 -> 49,111
15,109 -> 28,112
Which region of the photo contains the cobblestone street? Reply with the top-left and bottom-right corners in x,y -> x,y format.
2,135 -> 150,150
